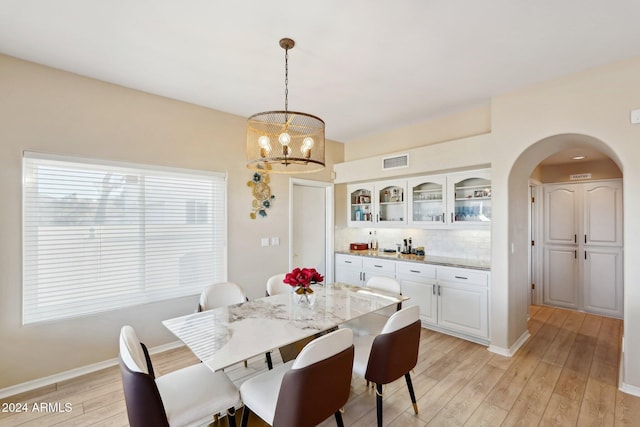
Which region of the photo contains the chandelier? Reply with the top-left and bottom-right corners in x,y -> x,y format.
246,38 -> 325,174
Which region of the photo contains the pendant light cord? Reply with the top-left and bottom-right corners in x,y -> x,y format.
284,46 -> 289,120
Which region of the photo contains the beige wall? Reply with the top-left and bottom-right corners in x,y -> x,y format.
334,56 -> 640,392
0,54 -> 343,390
537,158 -> 622,183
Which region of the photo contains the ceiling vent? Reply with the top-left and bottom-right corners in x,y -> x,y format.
382,153 -> 409,170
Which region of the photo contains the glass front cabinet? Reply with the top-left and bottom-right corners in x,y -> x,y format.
448,170 -> 492,225
408,175 -> 447,226
348,169 -> 491,228
347,180 -> 407,227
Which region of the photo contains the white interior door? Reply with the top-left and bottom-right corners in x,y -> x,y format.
290,179 -> 334,282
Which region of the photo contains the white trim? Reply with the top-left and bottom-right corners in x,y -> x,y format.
488,330 -> 531,357
0,341 -> 184,399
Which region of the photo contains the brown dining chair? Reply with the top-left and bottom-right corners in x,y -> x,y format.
119,325 -> 240,427
239,328 -> 354,427
352,305 -> 421,427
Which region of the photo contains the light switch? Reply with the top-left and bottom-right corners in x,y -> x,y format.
261,237 -> 270,247
271,237 -> 280,246
631,108 -> 640,124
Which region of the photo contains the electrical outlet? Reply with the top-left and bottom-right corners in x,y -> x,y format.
271,237 -> 280,246
631,108 -> 640,124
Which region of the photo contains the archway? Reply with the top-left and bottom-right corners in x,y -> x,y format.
507,133 -> 622,349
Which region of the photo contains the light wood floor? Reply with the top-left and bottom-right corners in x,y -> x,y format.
2,305 -> 640,426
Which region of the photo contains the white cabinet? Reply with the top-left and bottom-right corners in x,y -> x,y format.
347,181 -> 407,227
336,253 -> 490,344
436,266 -> 489,340
448,170 -> 492,225
542,180 -> 623,317
335,254 -> 395,286
396,262 -> 437,324
348,169 -> 491,229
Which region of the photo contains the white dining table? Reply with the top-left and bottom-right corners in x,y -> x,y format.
162,282 -> 406,372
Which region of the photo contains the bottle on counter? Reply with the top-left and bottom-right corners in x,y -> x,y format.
373,231 -> 378,251
368,231 -> 373,250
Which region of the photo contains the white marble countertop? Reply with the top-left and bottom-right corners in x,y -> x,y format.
163,282 -> 405,372
336,249 -> 491,271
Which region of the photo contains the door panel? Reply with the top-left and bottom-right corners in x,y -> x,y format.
543,246 -> 579,309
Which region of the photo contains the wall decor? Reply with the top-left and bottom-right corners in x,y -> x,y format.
247,172 -> 275,219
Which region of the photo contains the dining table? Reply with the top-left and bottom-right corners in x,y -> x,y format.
162,282 -> 407,372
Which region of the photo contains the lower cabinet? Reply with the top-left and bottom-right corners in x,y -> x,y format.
336,254 -> 490,344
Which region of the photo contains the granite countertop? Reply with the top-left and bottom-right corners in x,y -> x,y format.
335,249 -> 491,271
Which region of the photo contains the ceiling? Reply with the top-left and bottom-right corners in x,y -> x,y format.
2,1 -> 640,144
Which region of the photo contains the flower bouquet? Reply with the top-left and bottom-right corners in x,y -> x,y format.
283,267 -> 324,304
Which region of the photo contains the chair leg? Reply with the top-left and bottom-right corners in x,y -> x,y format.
405,372 -> 418,414
376,383 -> 383,427
227,407 -> 237,427
240,406 -> 250,427
266,351 -> 273,370
334,410 -> 345,427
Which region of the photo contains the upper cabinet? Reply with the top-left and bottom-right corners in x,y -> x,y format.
349,169 -> 491,228
347,181 -> 407,227
448,170 -> 492,225
408,175 -> 447,226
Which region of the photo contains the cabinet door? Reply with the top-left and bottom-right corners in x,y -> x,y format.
408,175 -> 446,226
543,246 -> 579,309
401,279 -> 437,324
335,254 -> 364,285
347,183 -> 374,227
448,170 -> 492,225
374,180 -> 407,225
583,247 -> 623,318
544,184 -> 579,245
437,282 -> 488,338
583,181 -> 623,247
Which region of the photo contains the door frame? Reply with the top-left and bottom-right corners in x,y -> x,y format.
289,179 -> 335,283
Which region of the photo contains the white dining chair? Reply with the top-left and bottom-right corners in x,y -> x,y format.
239,328 -> 354,427
198,281 -> 247,312
119,325 -> 240,427
342,275 -> 402,337
265,273 -> 290,296
352,305 -> 421,427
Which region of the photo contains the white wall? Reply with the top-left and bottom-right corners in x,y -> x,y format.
0,54 -> 343,390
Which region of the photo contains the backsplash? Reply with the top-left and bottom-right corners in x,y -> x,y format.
334,226 -> 491,263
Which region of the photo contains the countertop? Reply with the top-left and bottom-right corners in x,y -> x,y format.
335,249 -> 491,271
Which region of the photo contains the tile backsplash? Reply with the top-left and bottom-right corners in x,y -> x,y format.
334,226 -> 491,263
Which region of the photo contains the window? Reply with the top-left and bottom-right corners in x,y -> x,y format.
23,152 -> 227,324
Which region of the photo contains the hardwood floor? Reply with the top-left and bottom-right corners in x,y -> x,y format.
2,305 -> 640,426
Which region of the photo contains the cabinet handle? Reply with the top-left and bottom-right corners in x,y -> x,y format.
432,284 -> 436,295
345,261 -> 352,264
374,264 -> 383,268
451,212 -> 454,223
454,275 -> 468,280
574,234 -> 577,243
437,285 -> 441,296
410,269 -> 421,273
584,234 -> 587,244
376,214 -> 379,223
574,250 -> 577,259
585,251 -> 587,260
442,212 -> 445,223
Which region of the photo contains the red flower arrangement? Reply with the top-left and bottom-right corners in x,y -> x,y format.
283,267 -> 324,294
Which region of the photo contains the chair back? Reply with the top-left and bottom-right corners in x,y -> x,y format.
273,328 -> 354,427
266,273 -> 290,296
365,305 -> 421,385
198,281 -> 246,312
119,326 -> 169,427
366,275 -> 401,294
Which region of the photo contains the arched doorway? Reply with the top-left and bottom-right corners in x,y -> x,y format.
507,133 -> 623,345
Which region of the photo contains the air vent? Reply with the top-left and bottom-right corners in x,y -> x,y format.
382,153 -> 409,170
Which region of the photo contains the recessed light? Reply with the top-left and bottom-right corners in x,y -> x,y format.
571,156 -> 586,160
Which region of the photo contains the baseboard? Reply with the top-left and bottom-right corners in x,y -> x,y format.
0,340 -> 184,400
488,330 -> 530,357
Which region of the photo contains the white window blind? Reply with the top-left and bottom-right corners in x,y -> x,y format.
23,152 -> 227,324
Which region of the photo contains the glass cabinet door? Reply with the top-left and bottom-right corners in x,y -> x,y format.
376,182 -> 406,224
452,176 -> 491,223
409,177 -> 446,225
348,184 -> 373,226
